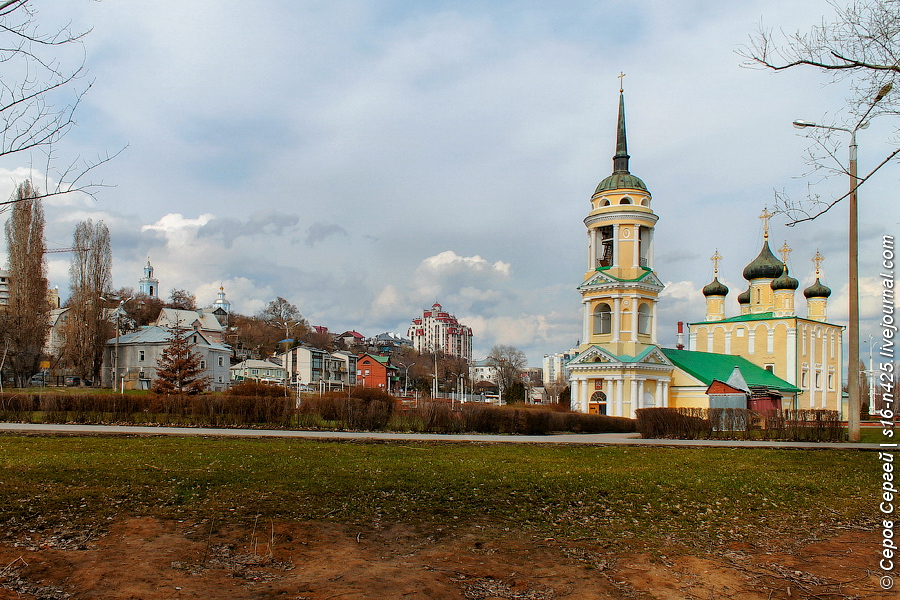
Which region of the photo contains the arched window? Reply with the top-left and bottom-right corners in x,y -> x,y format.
638,304 -> 651,335
620,197 -> 632,205
593,303 -> 611,335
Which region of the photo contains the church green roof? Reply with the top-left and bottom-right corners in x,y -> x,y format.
661,348 -> 800,393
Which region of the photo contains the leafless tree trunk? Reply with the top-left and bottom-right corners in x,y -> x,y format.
62,219 -> 112,383
2,180 -> 48,385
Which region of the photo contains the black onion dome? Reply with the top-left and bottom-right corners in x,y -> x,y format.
771,264 -> 799,291
803,278 -> 832,299
737,288 -> 751,304
702,277 -> 729,297
743,240 -> 784,281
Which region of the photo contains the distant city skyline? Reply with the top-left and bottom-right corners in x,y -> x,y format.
0,0 -> 896,366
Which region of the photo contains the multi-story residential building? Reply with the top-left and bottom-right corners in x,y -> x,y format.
0,269 -> 8,306
356,353 -> 398,391
278,345 -> 357,391
407,302 -> 473,361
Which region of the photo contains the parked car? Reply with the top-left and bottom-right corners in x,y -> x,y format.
29,372 -> 49,386
64,375 -> 81,387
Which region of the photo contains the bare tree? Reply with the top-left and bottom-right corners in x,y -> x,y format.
742,0 -> 900,223
486,344 -> 527,396
0,0 -> 121,211
2,180 -> 48,384
260,297 -> 308,342
61,219 -> 112,384
167,288 -> 196,311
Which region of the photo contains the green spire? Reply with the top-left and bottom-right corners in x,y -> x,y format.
612,92 -> 630,173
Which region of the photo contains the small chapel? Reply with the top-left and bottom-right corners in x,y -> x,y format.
565,84 -> 843,417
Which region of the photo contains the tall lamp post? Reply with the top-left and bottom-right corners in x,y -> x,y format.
793,85 -> 889,442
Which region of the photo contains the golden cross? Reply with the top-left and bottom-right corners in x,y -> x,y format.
812,249 -> 825,275
759,207 -> 774,239
778,241 -> 792,264
710,249 -> 722,275
618,71 -> 626,93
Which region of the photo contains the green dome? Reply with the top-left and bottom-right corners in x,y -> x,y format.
743,241 -> 784,281
702,277 -> 729,297
595,172 -> 648,194
803,278 -> 832,299
737,288 -> 751,304
771,264 -> 799,291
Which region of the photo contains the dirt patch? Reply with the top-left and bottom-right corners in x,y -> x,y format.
0,517 -> 892,599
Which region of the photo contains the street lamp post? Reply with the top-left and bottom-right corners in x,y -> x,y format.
793,86 -> 888,441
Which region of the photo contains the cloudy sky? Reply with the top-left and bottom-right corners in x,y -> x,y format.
0,0 -> 897,366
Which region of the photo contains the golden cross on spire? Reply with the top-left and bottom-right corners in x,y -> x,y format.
778,241 -> 792,264
618,71 -> 626,93
812,249 -> 825,275
710,249 -> 722,275
759,207 -> 774,240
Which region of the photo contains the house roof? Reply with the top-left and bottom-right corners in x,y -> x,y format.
108,326 -> 230,351
155,308 -> 224,332
660,348 -> 800,393
231,359 -> 284,371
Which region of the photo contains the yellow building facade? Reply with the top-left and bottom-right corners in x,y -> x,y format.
689,240 -> 844,413
566,90 -> 803,416
567,91 -> 674,417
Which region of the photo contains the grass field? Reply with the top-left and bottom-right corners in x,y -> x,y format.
0,435 -> 879,551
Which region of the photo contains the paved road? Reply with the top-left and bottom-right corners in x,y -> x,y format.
0,422 -> 887,450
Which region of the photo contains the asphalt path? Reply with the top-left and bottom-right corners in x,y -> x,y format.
0,422 -> 886,450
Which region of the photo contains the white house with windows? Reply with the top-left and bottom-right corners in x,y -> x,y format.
230,359 -> 286,385
102,326 -> 231,391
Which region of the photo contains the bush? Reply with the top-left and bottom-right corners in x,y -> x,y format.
636,407 -> 843,442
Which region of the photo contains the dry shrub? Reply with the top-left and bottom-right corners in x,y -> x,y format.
636,407 -> 843,442
228,381 -> 291,397
298,388 -> 397,431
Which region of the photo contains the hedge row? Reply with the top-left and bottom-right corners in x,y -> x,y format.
635,407 -> 844,442
0,389 -> 636,435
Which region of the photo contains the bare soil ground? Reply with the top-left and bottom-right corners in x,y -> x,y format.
0,516 -> 892,600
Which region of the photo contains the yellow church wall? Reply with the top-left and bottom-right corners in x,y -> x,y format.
730,326 -> 749,355
668,387 -> 709,409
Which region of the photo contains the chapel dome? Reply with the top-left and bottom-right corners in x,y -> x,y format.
702,277 -> 729,297
743,241 -> 784,281
737,288 -> 751,305
803,278 -> 832,299
770,265 -> 799,291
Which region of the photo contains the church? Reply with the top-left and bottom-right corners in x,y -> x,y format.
565,86 -> 843,418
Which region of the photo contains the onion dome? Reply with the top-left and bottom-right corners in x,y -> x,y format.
702,277 -> 729,297
742,240 -> 784,281
803,278 -> 832,299
595,92 -> 648,194
737,288 -> 751,305
770,264 -> 799,291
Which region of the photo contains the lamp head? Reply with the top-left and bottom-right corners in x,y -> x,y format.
793,119 -> 816,129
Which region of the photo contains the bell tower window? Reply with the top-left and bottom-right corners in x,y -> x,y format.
593,303 -> 612,335
638,304 -> 651,335
597,226 -> 613,267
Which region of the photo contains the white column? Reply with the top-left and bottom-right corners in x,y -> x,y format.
648,228 -> 654,269
582,299 -> 591,342
629,376 -> 637,418
589,228 -> 597,269
580,378 -> 589,413
612,297 -> 621,342
661,380 -> 669,407
616,377 -> 624,416
612,224 -> 620,268
651,300 -> 658,343
570,378 -> 580,411
637,378 -> 645,411
724,330 -> 731,354
631,296 -> 639,340
586,231 -> 592,270
689,331 -> 697,351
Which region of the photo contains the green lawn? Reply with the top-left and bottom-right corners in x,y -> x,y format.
0,435 -> 878,549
